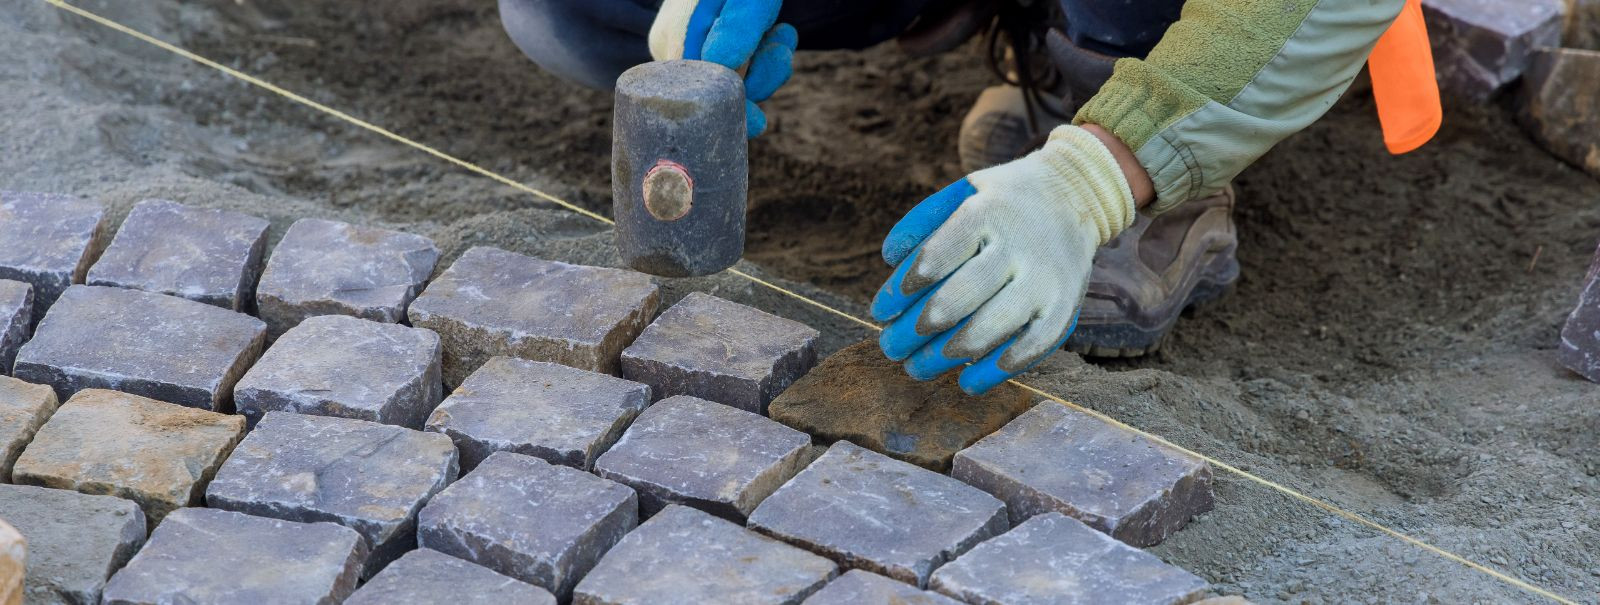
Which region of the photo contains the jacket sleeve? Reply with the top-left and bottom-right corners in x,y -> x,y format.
1073,0 -> 1408,214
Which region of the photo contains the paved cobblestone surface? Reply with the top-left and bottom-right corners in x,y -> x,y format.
234,314 -> 443,429
802,569 -> 962,605
12,389 -> 243,526
255,218 -> 440,339
425,357 -> 650,471
0,377 -> 56,483
101,507 -> 366,605
622,292 -> 818,414
929,512 -> 1208,605
595,395 -> 810,521
409,246 -> 659,384
346,548 -> 556,605
951,402 -> 1213,547
86,199 -> 269,311
206,411 -> 458,576
0,484 -> 145,605
0,280 -> 31,374
0,518 -> 20,605
749,441 -> 1009,587
0,192 -> 106,325
14,285 -> 265,411
573,505 -> 837,605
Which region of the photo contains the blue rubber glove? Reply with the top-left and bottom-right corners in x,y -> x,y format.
649,0 -> 797,138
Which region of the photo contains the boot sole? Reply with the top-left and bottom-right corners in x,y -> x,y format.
1064,252 -> 1239,358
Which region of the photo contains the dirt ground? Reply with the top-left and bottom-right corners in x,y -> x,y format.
7,0 -> 1600,603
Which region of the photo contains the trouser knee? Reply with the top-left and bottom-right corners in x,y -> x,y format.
497,0 -> 655,90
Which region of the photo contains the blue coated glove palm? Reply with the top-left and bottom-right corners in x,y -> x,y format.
649,0 -> 797,137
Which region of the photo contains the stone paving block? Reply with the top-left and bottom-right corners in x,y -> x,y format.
802,569 -> 962,605
347,548 -> 556,605
1423,0 -> 1563,100
0,484 -> 146,605
12,390 -> 243,526
770,339 -> 1034,472
595,395 -> 810,521
0,192 -> 106,325
101,507 -> 365,605
255,217 -> 440,339
621,292 -> 818,414
1520,48 -> 1600,180
205,411 -> 458,576
425,357 -> 650,471
86,199 -> 270,311
929,512 -> 1209,605
234,314 -> 442,429
951,402 -> 1213,547
408,246 -> 659,385
1560,239 -> 1600,381
418,451 -> 637,600
0,377 -> 56,483
748,441 -> 1009,588
13,285 -> 265,411
0,280 -> 30,374
573,505 -> 837,605
0,518 -> 19,605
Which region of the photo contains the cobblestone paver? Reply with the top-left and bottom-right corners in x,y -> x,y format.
425,357 -> 650,471
594,395 -> 810,521
929,512 -> 1208,605
0,377 -> 56,483
749,441 -> 1009,587
408,247 -> 659,384
101,507 -> 366,605
573,505 -> 837,605
0,484 -> 145,605
0,519 -> 17,605
0,280 -> 31,374
13,285 -> 265,411
12,389 -> 244,526
0,192 -> 107,325
951,402 -> 1213,547
418,451 -> 637,600
234,314 -> 443,429
206,411 -> 458,576
86,199 -> 269,311
1423,0 -> 1562,100
346,548 -> 556,605
255,218 -> 440,339
802,569 -> 963,605
622,292 -> 818,414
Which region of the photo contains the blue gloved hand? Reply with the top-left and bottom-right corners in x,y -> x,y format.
649,0 -> 797,137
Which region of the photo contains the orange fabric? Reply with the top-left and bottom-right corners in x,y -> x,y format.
1368,0 -> 1442,155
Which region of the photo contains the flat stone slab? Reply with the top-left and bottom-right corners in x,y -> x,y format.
621,292 -> 818,414
573,505 -> 837,605
0,484 -> 146,605
0,280 -> 31,374
803,570 -> 962,605
749,441 -> 1008,588
234,314 -> 442,429
255,217 -> 440,339
595,395 -> 809,521
1520,48 -> 1600,180
0,192 -> 107,325
425,357 -> 650,471
770,339 -> 1034,472
0,519 -> 20,605
408,246 -> 659,385
101,507 -> 365,605
929,512 -> 1209,605
1423,0 -> 1562,100
347,548 -> 556,605
1561,239 -> 1600,382
0,377 -> 56,483
419,451 -> 637,600
206,411 -> 458,576
951,402 -> 1213,547
13,285 -> 266,411
86,199 -> 269,311
12,389 -> 244,526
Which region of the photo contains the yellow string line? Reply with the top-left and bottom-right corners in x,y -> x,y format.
42,1 -> 1574,602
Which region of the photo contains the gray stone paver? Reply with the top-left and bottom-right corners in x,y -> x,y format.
234,314 -> 442,429
255,217 -> 440,339
748,441 -> 1009,588
0,280 -> 30,374
425,357 -> 650,471
802,569 -> 962,605
86,199 -> 269,311
13,285 -> 265,411
594,395 -> 810,521
205,411 -> 458,576
573,505 -> 837,605
1423,0 -> 1562,99
0,484 -> 146,605
1521,48 -> 1600,183
100,507 -> 365,605
0,192 -> 107,325
621,292 -> 818,414
408,246 -> 659,385
346,548 -> 555,605
951,402 -> 1213,547
418,451 -> 637,600
929,512 -> 1209,605
0,377 -> 56,483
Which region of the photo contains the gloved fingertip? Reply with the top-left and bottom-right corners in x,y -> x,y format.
869,253 -> 921,321
745,100 -> 766,138
879,293 -> 939,361
904,323 -> 971,381
957,335 -> 1020,396
768,22 -> 799,50
881,178 -> 978,267
744,40 -> 793,102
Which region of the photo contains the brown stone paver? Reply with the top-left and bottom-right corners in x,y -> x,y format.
0,484 -> 146,605
0,280 -> 31,374
86,199 -> 269,311
0,191 -> 107,325
1520,48 -> 1600,181
255,217 -> 440,339
0,518 -> 19,605
0,377 -> 57,483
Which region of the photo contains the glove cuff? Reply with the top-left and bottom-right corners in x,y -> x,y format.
649,0 -> 698,61
1036,124 -> 1138,246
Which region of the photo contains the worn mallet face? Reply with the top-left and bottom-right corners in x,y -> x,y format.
612,60 -> 748,278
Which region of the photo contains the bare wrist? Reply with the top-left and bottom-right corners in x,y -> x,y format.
1082,123 -> 1155,209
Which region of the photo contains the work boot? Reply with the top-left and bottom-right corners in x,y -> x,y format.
957,84 -> 1067,173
